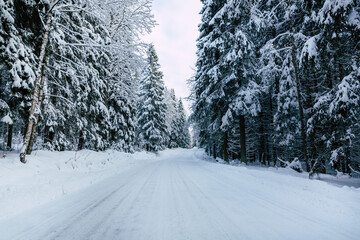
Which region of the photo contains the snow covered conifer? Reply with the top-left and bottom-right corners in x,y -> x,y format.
257,0 -> 311,169
176,99 -> 190,149
97,0 -> 155,152
217,0 -> 261,163
164,88 -> 178,148
108,65 -> 137,153
274,56 -> 301,161
190,0 -> 226,158
306,0 -> 360,174
192,0 -> 260,162
0,0 -> 36,149
137,45 -> 167,152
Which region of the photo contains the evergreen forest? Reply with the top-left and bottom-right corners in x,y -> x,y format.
0,0 -> 190,163
190,0 -> 360,176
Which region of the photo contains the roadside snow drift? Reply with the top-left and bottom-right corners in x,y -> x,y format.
0,149 -> 158,222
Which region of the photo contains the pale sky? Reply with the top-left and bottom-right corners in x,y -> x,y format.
142,0 -> 202,114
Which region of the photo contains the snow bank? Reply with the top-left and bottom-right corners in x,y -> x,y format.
201,149 -> 360,189
0,150 -> 158,222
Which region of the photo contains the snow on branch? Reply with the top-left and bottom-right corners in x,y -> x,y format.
349,165 -> 360,175
0,99 -> 9,111
278,157 -> 303,173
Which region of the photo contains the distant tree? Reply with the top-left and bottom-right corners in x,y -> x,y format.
176,99 -> 191,149
164,88 -> 178,148
102,0 -> 155,152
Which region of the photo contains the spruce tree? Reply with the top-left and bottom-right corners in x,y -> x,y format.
108,64 -> 137,153
137,45 -> 167,152
307,0 -> 360,174
164,88 -> 179,148
191,0 -> 360,175
0,0 -> 36,150
191,0 -> 225,158
41,0 -> 111,151
176,99 -> 190,149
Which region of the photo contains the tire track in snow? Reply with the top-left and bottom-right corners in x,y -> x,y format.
52,161 -> 162,240
188,151 -> 359,240
175,160 -> 248,240
1,149 -> 359,240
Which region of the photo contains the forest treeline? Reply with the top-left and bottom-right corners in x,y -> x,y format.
190,0 -> 360,176
0,0 -> 190,162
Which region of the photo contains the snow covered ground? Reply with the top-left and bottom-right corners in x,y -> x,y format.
0,148 -> 359,240
0,149 -> 159,222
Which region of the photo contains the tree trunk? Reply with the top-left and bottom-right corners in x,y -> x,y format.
49,130 -> 55,143
258,111 -> 265,165
345,148 -> 350,174
223,132 -> 229,162
239,115 -> 247,164
289,9 -> 310,172
78,131 -> 84,150
213,144 -> 216,159
26,124 -> 37,154
20,6 -> 54,163
269,86 -> 276,167
27,55 -> 49,154
305,61 -> 317,172
7,124 -> 13,150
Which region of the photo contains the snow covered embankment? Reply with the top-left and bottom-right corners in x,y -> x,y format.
0,150 -> 158,222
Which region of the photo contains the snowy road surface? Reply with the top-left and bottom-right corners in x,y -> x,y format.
0,149 -> 359,240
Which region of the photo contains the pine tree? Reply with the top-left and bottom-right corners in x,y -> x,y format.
257,0 -> 311,170
0,0 -> 36,150
164,88 -> 179,148
306,0 -> 360,174
108,64 -> 137,153
1,0 -> 156,158
273,56 -> 301,161
176,99 -> 190,148
191,0 -> 360,175
103,0 -> 154,152
191,0 -> 225,158
137,45 -> 167,152
192,0 -> 260,163
41,0 -> 111,151
217,0 -> 261,163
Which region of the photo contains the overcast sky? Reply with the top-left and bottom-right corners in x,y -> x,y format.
142,0 -> 202,114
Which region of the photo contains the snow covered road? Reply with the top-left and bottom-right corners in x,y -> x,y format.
0,149 -> 359,240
